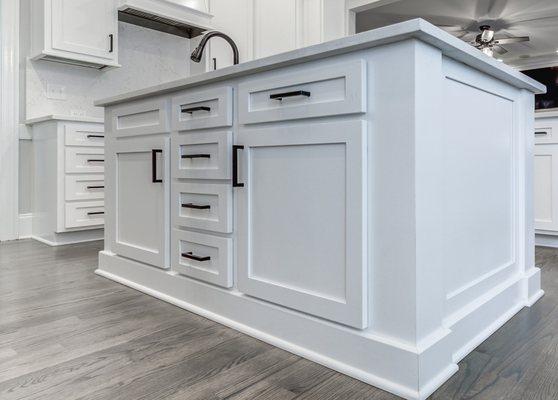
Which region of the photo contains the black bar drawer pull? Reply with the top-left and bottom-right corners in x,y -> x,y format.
87,159 -> 104,163
109,34 -> 114,53
270,90 -> 311,101
182,203 -> 211,210
181,153 -> 210,159
152,149 -> 163,183
181,106 -> 211,114
182,252 -> 210,262
233,145 -> 244,188
535,131 -> 548,135
87,211 -> 104,216
86,185 -> 104,189
87,134 -> 105,139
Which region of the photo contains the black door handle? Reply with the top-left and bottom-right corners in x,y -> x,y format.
109,34 -> 114,53
182,252 -> 211,262
270,90 -> 311,101
181,106 -> 211,114
152,149 -> 162,183
181,153 -> 210,159
182,203 -> 211,210
233,145 -> 244,188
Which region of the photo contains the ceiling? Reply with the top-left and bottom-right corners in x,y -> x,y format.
355,0 -> 558,70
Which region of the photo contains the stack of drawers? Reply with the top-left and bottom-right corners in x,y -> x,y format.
170,86 -> 234,288
62,122 -> 105,230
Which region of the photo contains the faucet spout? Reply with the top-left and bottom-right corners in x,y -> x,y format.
190,31 -> 240,66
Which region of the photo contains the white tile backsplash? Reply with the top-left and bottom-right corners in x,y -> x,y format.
26,22 -> 191,120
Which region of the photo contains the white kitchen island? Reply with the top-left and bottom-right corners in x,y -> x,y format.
95,19 -> 545,400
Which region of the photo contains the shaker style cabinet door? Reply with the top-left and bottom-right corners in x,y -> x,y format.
534,145 -> 558,232
235,120 -> 368,329
109,136 -> 169,268
51,0 -> 117,61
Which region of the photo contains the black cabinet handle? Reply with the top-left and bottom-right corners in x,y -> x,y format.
182,252 -> 210,262
86,185 -> 104,189
233,145 -> 244,188
182,203 -> 211,210
181,106 -> 211,114
181,153 -> 210,159
152,149 -> 162,183
87,159 -> 104,163
87,134 -> 105,139
87,211 -> 104,216
109,34 -> 114,53
270,90 -> 311,101
535,131 -> 548,135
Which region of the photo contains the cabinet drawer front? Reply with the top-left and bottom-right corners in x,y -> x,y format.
535,119 -> 558,144
110,97 -> 169,137
236,120 -> 368,329
65,175 -> 105,201
171,87 -> 233,131
172,183 -> 232,233
172,131 -> 232,179
65,148 -> 105,173
64,124 -> 105,147
65,201 -> 104,229
172,229 -> 232,288
238,60 -> 366,124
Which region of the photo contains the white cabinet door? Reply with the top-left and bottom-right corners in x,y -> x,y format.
235,120 -> 368,328
51,0 -> 117,61
109,136 -> 169,268
534,145 -> 558,232
253,0 -> 298,58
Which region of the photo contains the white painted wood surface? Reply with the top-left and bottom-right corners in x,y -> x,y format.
97,21 -> 543,400
31,0 -> 119,68
30,119 -> 105,245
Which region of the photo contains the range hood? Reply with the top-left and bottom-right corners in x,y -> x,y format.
117,0 -> 214,38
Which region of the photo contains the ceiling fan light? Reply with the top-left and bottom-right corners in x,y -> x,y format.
481,47 -> 494,57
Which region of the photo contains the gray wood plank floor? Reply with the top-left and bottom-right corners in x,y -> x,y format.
0,240 -> 556,400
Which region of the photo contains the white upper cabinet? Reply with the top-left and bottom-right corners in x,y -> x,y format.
31,0 -> 119,69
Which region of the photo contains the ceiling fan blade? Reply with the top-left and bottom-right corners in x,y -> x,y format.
494,36 -> 530,44
492,45 -> 508,55
438,25 -> 465,32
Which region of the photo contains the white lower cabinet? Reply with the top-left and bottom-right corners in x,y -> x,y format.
171,229 -> 233,288
534,144 -> 558,232
109,136 -> 169,268
235,120 -> 368,329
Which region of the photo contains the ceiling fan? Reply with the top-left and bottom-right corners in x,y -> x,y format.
470,25 -> 529,57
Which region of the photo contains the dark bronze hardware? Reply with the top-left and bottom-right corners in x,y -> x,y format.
233,145 -> 244,188
181,106 -> 211,114
87,134 -> 105,139
87,211 -> 104,216
152,149 -> 162,183
109,34 -> 114,52
181,153 -> 210,159
535,131 -> 548,135
181,252 -> 210,262
182,203 -> 211,210
270,90 -> 311,101
86,185 -> 104,189
86,159 -> 104,163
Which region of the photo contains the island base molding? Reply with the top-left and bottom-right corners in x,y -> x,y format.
97,251 -> 541,400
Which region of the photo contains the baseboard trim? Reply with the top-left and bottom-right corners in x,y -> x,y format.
95,266 -> 422,400
18,213 -> 32,239
31,233 -> 103,247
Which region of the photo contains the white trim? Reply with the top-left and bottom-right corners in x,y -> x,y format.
535,233 -> 558,248
0,0 -> 20,241
18,213 -> 33,239
31,232 -> 104,247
